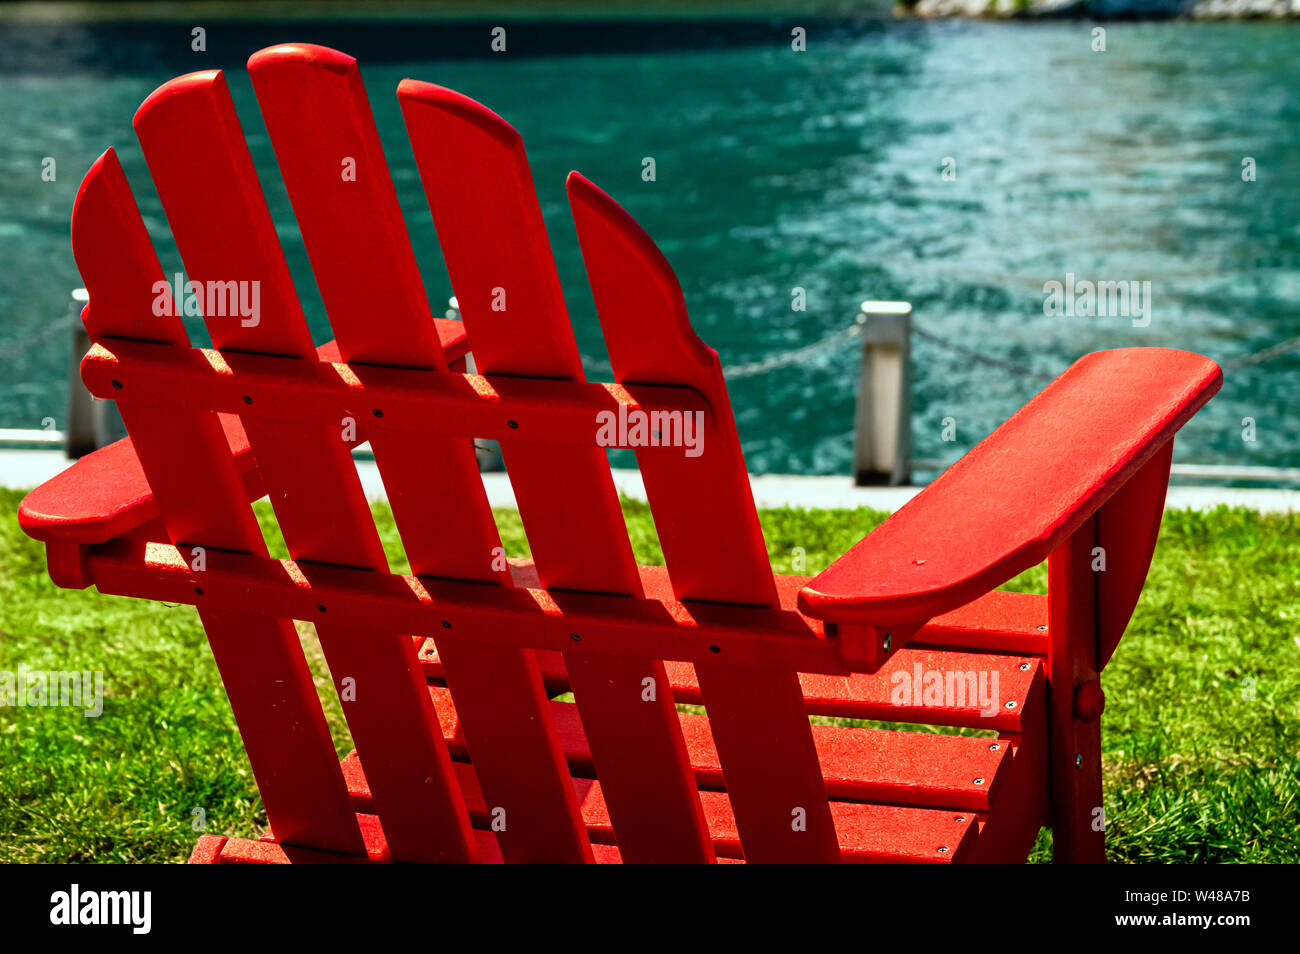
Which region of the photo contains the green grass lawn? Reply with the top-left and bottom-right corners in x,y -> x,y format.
1,487 -> 1296,863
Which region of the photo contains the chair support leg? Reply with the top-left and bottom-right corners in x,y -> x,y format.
1047,520 -> 1106,863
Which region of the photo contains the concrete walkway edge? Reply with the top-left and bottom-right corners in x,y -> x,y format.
3,450 -> 1296,513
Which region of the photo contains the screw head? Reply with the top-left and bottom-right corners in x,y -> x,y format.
937,846 -> 949,853
1005,700 -> 1018,709
973,777 -> 985,786
955,816 -> 965,823
1075,753 -> 1083,770
1037,625 -> 1048,631
1019,663 -> 1031,671
882,633 -> 892,652
989,743 -> 1001,751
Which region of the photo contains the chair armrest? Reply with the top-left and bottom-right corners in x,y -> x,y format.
18,413 -> 259,544
798,348 -> 1221,628
17,325 -> 470,545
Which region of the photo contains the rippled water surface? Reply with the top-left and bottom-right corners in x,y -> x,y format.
2,19 -> 1297,475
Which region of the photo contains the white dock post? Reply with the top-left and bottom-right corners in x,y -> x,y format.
448,295 -> 504,473
852,300 -> 912,487
64,288 -> 108,459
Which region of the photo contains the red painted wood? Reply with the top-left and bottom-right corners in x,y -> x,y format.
134,68 -> 476,863
400,80 -> 713,863
580,782 -> 975,863
417,689 -> 1009,809
968,734 -> 1049,863
421,565 -> 1048,662
188,835 -> 228,864
568,173 -> 838,862
568,173 -> 776,608
65,148 -> 364,857
248,43 -> 590,864
19,327 -> 453,546
800,348 -> 1221,628
78,339 -> 710,447
344,753 -> 975,863
434,639 -> 1045,733
19,414 -> 257,544
83,538 -> 839,672
1047,523 -> 1106,863
1095,440 -> 1173,669
217,814 -> 504,865
31,51 -> 1224,866
83,531 -> 1048,725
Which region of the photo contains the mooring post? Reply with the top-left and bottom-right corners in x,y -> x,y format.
64,288 -> 107,459
447,295 -> 504,473
852,300 -> 912,487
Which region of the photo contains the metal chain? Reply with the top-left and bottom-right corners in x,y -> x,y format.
1223,334 -> 1300,371
721,319 -> 865,379
910,325 -> 1056,381
6,314 -> 76,354
17,290 -> 1294,388
580,317 -> 865,380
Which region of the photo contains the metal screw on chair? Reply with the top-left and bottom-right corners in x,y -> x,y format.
973,777 -> 985,786
989,743 -> 1001,751
955,816 -> 965,823
1005,700 -> 1017,709
1019,663 -> 1031,671
882,633 -> 891,652
1075,753 -> 1083,770
1037,625 -> 1048,631
937,846 -> 949,854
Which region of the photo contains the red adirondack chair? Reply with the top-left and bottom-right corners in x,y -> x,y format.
18,43 -> 1221,864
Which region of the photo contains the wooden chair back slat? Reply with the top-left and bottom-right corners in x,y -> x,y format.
568,175 -> 840,862
247,45 -> 591,863
134,70 -> 477,863
70,149 -> 365,856
399,82 -> 715,863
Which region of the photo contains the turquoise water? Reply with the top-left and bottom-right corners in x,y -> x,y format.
2,18 -> 1297,475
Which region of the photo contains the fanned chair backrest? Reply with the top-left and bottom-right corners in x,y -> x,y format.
70,43 -> 842,862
